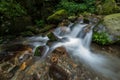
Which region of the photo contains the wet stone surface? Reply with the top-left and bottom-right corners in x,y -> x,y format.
0,45 -> 112,80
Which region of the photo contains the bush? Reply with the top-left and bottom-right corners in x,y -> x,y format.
0,0 -> 26,17
56,0 -> 96,15
0,0 -> 27,35
35,20 -> 45,28
93,32 -> 112,45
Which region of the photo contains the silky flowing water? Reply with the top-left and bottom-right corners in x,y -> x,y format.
49,23 -> 120,80
1,22 -> 120,80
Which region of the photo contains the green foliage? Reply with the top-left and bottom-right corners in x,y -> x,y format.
57,0 -> 96,15
0,0 -> 26,17
93,32 -> 111,45
102,0 -> 117,14
35,20 -> 45,28
96,0 -> 120,15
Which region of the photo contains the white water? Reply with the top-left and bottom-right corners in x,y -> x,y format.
52,23 -> 120,80
21,23 -> 120,80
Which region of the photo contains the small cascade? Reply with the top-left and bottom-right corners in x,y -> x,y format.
3,21 -> 119,80
52,23 -> 120,80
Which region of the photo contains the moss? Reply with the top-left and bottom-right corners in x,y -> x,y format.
47,9 -> 68,23
103,13 -> 120,36
34,46 -> 43,57
47,32 -> 57,42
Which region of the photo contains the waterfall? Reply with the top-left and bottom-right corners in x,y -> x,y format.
52,23 -> 120,80
20,22 -> 120,80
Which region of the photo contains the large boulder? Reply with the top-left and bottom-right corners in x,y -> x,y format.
103,13 -> 120,37
93,13 -> 120,45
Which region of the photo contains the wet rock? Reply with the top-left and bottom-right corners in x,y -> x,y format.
49,65 -> 70,80
52,47 -> 67,56
47,32 -> 58,42
103,13 -> 120,37
34,45 -> 49,57
30,73 -> 40,80
0,44 -> 33,66
94,13 -> 120,44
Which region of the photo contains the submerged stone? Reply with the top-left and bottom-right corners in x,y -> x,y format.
49,65 -> 70,80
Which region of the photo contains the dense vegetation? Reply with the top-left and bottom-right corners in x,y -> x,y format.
0,0 -> 120,44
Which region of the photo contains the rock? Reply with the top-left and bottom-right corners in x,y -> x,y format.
103,13 -> 120,37
47,32 -> 58,42
47,9 -> 68,24
20,62 -> 27,71
93,13 -> 120,44
34,45 -> 49,57
1,45 -> 33,65
49,65 -> 70,80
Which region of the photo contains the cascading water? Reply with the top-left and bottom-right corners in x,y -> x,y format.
52,23 -> 120,80
13,22 -> 120,80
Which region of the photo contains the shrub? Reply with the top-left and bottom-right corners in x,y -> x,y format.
93,32 -> 112,45
35,20 -> 45,28
0,0 -> 26,17
56,0 -> 96,15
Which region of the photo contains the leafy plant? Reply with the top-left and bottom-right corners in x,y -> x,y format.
56,0 -> 96,15
0,0 -> 26,17
93,32 -> 111,45
35,20 -> 45,28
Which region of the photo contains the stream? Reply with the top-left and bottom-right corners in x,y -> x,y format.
51,23 -> 120,80
0,22 -> 120,80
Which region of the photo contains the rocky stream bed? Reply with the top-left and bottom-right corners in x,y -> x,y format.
0,42 -> 120,80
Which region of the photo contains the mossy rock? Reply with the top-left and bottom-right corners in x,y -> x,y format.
34,46 -> 44,57
34,45 -> 49,57
47,32 -> 58,42
103,13 -> 120,37
93,13 -> 120,44
47,9 -> 68,24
